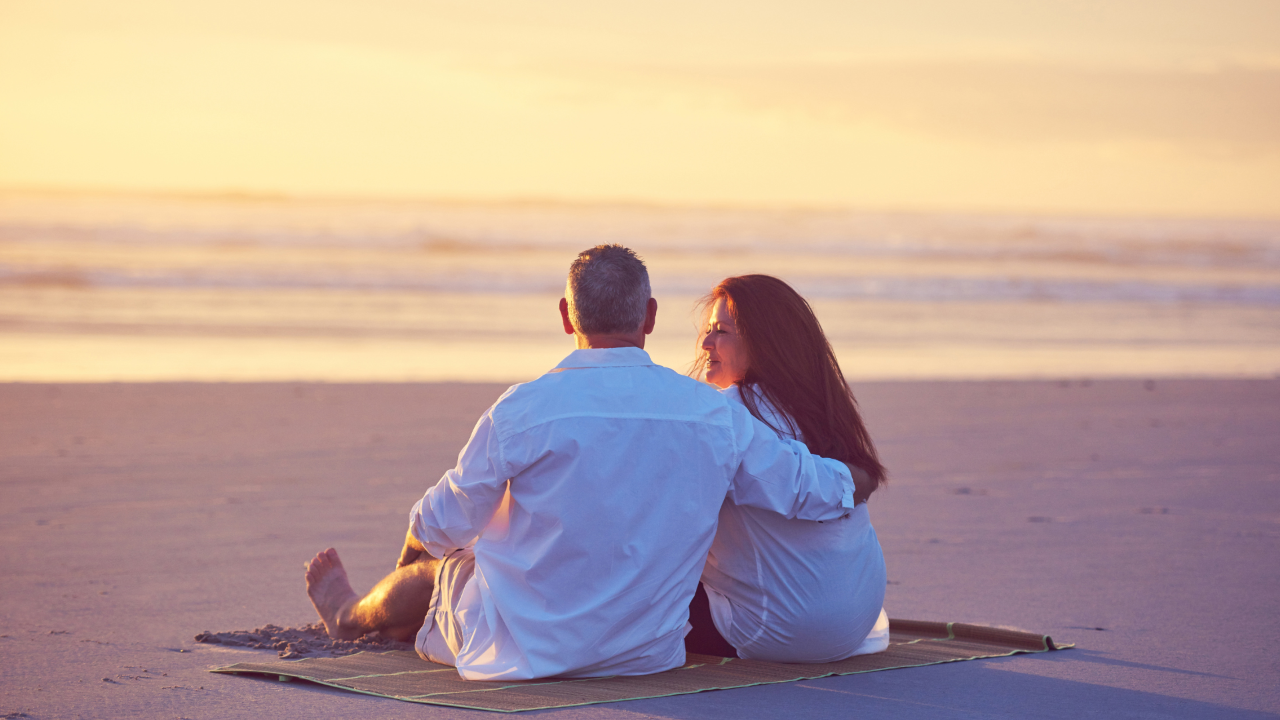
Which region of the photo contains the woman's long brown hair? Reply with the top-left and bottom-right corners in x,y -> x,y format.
691,274 -> 886,501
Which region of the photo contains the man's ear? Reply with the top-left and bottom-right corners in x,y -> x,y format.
642,297 -> 658,335
559,298 -> 576,335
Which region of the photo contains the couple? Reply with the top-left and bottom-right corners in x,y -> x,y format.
304,244 -> 888,681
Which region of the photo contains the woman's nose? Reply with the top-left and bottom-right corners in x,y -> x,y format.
700,331 -> 714,350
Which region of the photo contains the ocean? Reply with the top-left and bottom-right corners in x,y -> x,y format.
1,190 -> 1277,382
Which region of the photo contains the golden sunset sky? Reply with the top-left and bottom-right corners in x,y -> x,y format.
1,1 -> 1277,216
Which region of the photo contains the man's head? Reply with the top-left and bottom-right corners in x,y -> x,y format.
560,244 -> 657,348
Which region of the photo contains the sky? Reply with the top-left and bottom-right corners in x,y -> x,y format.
1,0 -> 1278,216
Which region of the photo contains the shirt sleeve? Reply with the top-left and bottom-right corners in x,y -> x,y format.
409,401 -> 511,558
726,401 -> 855,521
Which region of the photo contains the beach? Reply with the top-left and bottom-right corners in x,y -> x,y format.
4,2 -> 1278,714
3,378 -> 1277,718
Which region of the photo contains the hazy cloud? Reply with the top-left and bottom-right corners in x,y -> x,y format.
556,60 -> 1280,148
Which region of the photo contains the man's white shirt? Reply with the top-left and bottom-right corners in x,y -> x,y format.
409,347 -> 855,680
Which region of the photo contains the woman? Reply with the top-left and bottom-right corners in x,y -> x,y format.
685,274 -> 890,662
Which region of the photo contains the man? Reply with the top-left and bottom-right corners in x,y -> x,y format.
304,244 -> 857,680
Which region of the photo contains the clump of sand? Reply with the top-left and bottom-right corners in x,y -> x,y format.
194,623 -> 415,659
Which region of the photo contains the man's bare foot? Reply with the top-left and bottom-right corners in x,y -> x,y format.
304,548 -> 362,640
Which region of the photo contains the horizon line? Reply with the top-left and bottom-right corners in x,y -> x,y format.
3,184 -> 1278,224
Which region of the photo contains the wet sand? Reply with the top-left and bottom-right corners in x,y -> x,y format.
1,379 -> 1277,718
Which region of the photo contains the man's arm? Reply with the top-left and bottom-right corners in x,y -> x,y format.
396,528 -> 428,568
727,402 -> 856,521
408,402 -> 513,558
847,463 -> 875,506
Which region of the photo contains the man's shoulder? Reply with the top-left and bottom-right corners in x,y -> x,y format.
638,365 -> 735,410
493,363 -> 732,428
507,361 -> 722,394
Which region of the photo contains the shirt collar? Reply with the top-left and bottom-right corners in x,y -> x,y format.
553,347 -> 656,370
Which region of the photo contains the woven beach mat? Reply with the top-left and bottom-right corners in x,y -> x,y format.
212,619 -> 1073,712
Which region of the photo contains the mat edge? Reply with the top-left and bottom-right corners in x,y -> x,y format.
212,641 -> 1073,713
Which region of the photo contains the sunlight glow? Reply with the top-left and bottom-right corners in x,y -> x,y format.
2,1 -> 1277,215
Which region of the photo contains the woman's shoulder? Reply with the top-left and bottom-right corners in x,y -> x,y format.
722,383 -> 802,442
720,383 -> 746,404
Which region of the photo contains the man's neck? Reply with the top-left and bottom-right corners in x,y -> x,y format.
575,333 -> 646,350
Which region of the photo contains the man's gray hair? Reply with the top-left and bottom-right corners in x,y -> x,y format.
566,245 -> 651,335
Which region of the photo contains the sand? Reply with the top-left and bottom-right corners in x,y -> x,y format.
1,379 -> 1277,718
193,623 -> 414,659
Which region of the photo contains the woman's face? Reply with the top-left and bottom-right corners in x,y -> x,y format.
701,297 -> 749,389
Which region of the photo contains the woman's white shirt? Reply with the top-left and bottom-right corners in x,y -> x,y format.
701,384 -> 890,662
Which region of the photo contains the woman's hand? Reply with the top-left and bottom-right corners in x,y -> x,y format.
396,528 -> 429,569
